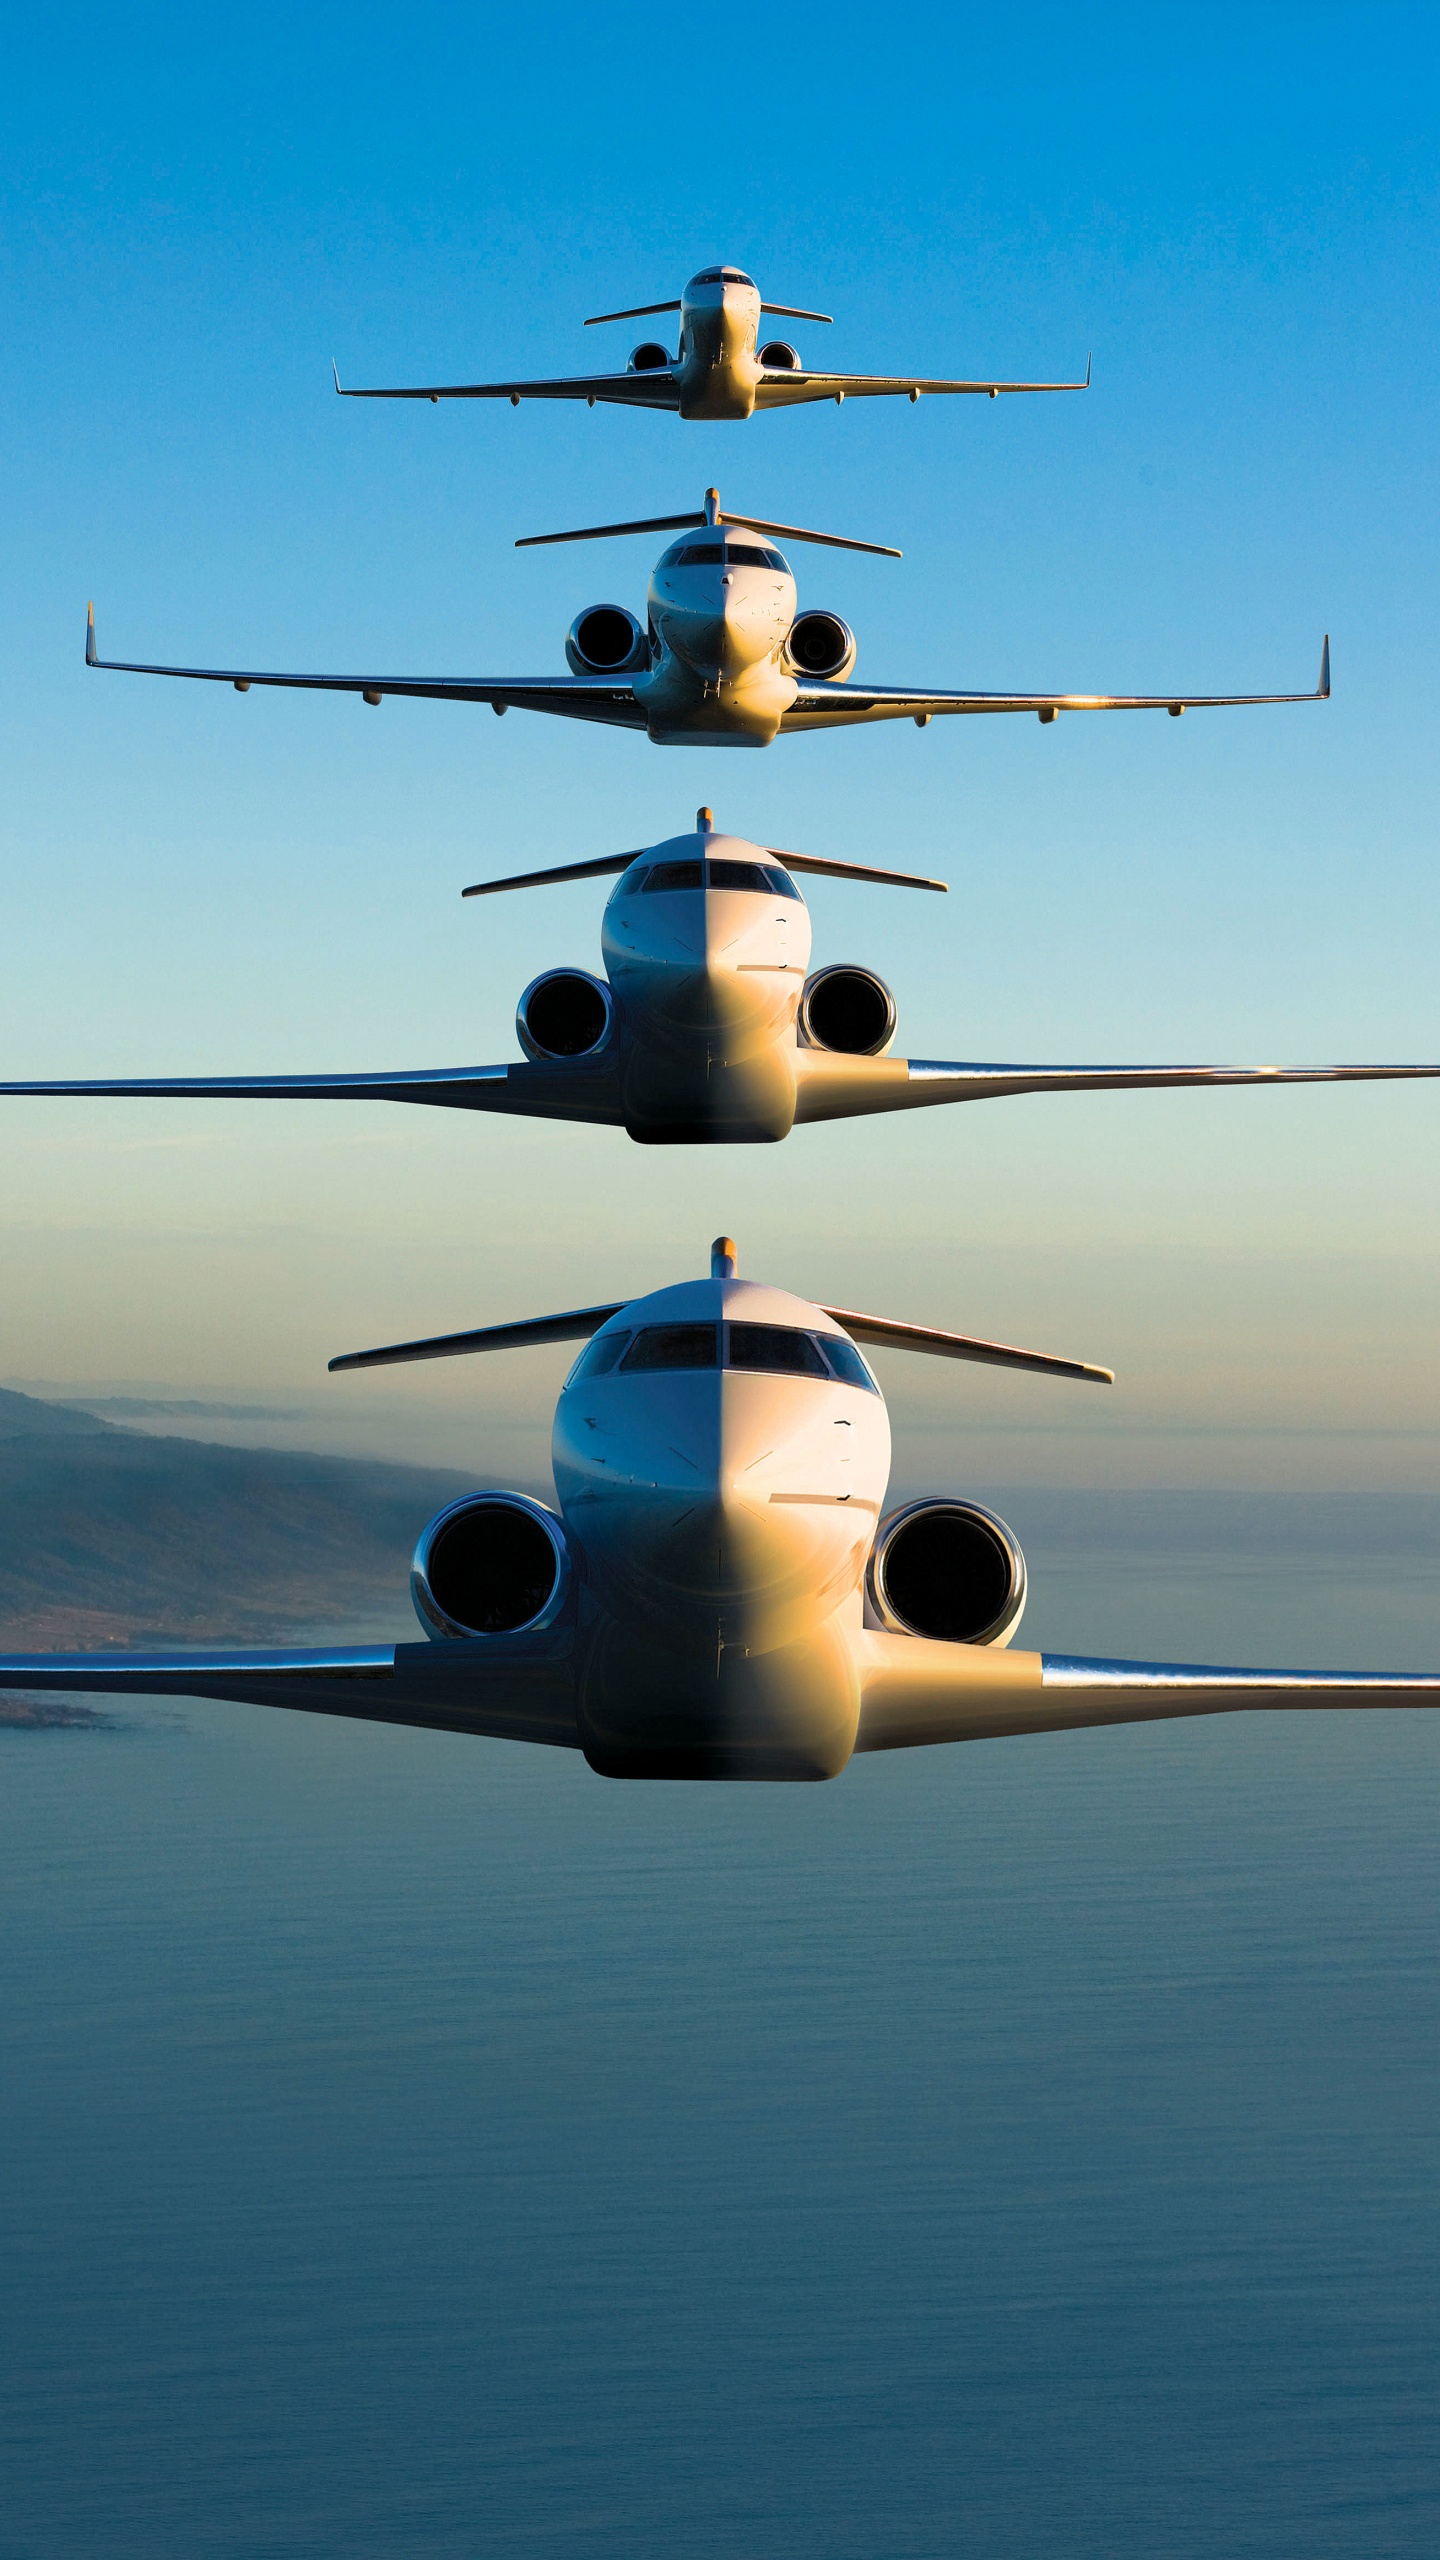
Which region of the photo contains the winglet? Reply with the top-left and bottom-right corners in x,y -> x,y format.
1085,350 -> 1093,388
332,357 -> 342,396
85,601 -> 96,666
1320,633 -> 1331,698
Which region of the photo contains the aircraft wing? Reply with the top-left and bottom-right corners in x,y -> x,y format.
0,1058 -> 625,1128
856,1632 -> 1440,1752
793,1050 -> 1440,1124
85,607 -> 647,728
757,363 -> 1090,408
0,1636 -> 580,1746
334,364 -> 681,411
782,638 -> 1330,730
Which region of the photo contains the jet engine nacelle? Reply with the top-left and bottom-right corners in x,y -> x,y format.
759,340 -> 802,371
784,610 -> 857,683
798,963 -> 896,1057
412,1491 -> 572,1640
516,969 -> 615,1061
628,341 -> 672,372
867,1500 -> 1027,1649
565,605 -> 650,677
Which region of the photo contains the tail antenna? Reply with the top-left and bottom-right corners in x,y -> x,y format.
697,806 -> 713,833
711,1236 -> 738,1278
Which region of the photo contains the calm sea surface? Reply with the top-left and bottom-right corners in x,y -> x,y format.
4,1495 -> 1439,2558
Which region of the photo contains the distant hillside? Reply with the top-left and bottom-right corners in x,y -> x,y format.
0,1390 -> 479,1647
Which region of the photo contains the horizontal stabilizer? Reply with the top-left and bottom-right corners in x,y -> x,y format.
773,848 -> 947,892
461,852 -> 641,897
822,1307 -> 1112,1384
585,298 -> 683,325
517,486 -> 901,559
329,1302 -> 627,1373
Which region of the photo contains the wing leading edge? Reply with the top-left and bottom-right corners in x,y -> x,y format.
334,363 -> 681,411
793,1050 -> 1440,1123
85,605 -> 645,728
756,358 -> 1091,408
784,638 -> 1331,730
0,1638 -> 580,1746
856,1634 -> 1440,1752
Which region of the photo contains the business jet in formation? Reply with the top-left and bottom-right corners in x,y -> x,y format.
5,813 -> 1434,1147
333,264 -> 1092,423
3,1239 -> 1435,1781
84,488 -> 1330,749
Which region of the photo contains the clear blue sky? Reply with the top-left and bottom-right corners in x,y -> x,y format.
1,3 -> 1437,1489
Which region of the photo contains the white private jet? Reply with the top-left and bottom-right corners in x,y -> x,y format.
332,263 -> 1092,423
83,489 -> 1331,749
7,815 -> 1434,1146
2,1239 -> 1436,1781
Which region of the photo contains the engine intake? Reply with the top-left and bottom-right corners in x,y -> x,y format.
628,341 -> 672,372
868,1500 -> 1027,1649
784,609 -> 857,682
798,964 -> 896,1056
760,339 -> 801,371
517,969 -> 613,1061
566,605 -> 649,676
412,1492 -> 570,1640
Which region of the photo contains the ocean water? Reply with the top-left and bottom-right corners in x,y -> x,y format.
3,1499 -> 1439,2558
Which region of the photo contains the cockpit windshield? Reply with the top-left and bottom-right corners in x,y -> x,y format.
565,1323 -> 877,1390
631,858 -> 797,898
661,540 -> 790,572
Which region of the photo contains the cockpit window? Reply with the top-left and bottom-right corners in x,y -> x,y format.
564,1331 -> 631,1386
694,267 -> 754,285
665,540 -> 789,571
706,858 -> 778,895
762,864 -> 800,898
728,1324 -> 830,1378
641,860 -> 703,893
818,1336 -> 878,1393
620,1324 -> 719,1372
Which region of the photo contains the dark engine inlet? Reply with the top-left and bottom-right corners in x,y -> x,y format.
412,1493 -> 569,1639
869,1501 -> 1027,1648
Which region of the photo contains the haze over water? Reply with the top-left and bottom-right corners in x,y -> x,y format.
5,1522 -> 1438,2557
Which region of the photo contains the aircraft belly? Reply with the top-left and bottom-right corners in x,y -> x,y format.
577,1610 -> 861,1780
636,659 -> 795,746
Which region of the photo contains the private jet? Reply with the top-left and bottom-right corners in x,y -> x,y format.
2,1239 -> 1435,1781
332,263 -> 1092,423
83,488 -> 1331,749
6,814 -> 1432,1147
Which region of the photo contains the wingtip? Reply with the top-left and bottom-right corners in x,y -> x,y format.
85,600 -> 96,666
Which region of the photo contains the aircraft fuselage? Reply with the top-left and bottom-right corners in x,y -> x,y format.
670,272 -> 771,420
598,830 -> 814,1140
551,1273 -> 893,1776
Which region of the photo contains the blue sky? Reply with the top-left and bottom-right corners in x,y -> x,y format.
1,3 -> 1437,1488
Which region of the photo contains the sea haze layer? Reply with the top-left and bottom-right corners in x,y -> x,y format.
1,1493 -> 1438,2559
